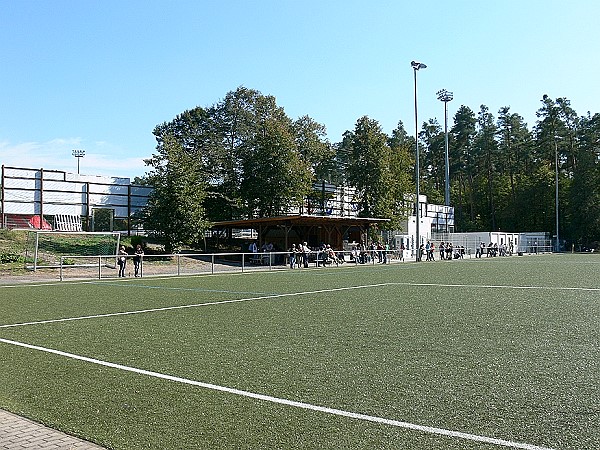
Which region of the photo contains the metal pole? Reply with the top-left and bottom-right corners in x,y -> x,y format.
444,100 -> 450,206
554,138 -> 559,252
414,67 -> 420,261
437,89 -> 453,207
412,62 -> 427,261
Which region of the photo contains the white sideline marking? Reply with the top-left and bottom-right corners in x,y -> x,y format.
1,281 -> 598,329
0,337 -> 554,450
0,283 -> 394,329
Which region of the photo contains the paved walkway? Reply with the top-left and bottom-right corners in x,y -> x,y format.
0,409 -> 106,449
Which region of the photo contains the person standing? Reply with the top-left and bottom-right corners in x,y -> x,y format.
117,245 -> 127,277
288,244 -> 296,269
133,244 -> 144,277
302,242 -> 310,268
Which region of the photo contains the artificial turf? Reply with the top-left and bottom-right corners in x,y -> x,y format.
0,254 -> 598,449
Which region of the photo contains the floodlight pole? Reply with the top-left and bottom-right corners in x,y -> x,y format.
411,61 -> 426,261
72,149 -> 85,174
553,134 -> 559,252
437,89 -> 453,207
543,94 -> 560,253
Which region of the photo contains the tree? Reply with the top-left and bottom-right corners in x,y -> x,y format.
420,118 -> 444,205
388,121 -> 416,225
240,100 -> 312,217
449,105 -> 477,230
534,95 -> 576,241
149,86 -> 320,222
496,107 -> 534,230
142,135 -> 210,253
342,116 -> 403,224
474,105 -> 500,230
566,112 -> 600,247
293,115 -> 336,182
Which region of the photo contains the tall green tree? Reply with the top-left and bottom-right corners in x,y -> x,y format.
420,118 -> 444,205
342,116 -> 401,223
150,86 -> 321,222
449,105 -> 477,230
496,107 -> 534,231
293,115 -> 336,181
239,94 -> 311,217
474,105 -> 500,230
143,135 -> 210,253
388,121 -> 416,224
534,95 -> 576,240
566,112 -> 600,247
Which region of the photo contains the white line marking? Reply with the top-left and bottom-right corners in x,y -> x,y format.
1,281 -> 598,329
0,337 -> 555,450
0,283 -> 393,329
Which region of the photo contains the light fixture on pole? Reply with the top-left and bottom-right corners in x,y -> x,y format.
411,60 -> 426,261
72,149 -> 85,174
436,89 -> 453,208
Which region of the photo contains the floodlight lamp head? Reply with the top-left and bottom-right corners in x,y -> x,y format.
411,61 -> 427,70
436,89 -> 454,102
72,149 -> 85,157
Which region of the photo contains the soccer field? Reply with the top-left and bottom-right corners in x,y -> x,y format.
0,254 -> 598,449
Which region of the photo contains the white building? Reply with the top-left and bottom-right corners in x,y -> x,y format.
0,165 -> 152,232
393,194 -> 454,259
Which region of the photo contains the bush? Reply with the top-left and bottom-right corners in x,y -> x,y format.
0,252 -> 22,264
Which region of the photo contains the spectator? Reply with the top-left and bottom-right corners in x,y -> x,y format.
288,244 -> 296,269
133,244 -> 144,277
302,242 -> 310,268
117,245 -> 127,277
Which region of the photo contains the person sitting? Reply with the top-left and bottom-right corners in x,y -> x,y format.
325,244 -> 340,266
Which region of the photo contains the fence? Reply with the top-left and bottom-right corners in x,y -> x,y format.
28,245 -> 544,282
55,250 -> 410,281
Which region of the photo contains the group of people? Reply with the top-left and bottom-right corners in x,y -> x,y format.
476,241 -> 512,257
350,241 -> 390,264
116,244 -> 144,277
421,241 -> 465,261
287,242 -> 311,268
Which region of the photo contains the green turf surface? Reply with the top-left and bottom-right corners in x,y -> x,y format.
0,254 -> 598,449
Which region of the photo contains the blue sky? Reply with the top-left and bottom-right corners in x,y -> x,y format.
1,0 -> 599,180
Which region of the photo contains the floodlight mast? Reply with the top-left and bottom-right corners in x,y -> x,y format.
436,89 -> 453,207
411,61 -> 426,261
72,149 -> 85,174
543,94 -> 560,253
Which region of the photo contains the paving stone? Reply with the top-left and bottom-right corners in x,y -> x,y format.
0,410 -> 106,450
